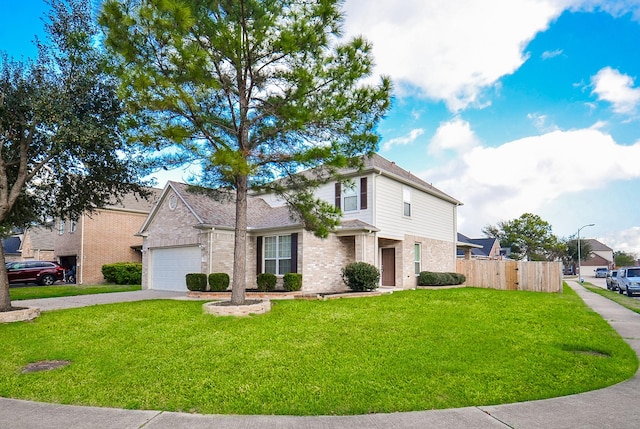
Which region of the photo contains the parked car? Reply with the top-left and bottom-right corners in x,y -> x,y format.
617,267 -> 640,297
6,261 -> 65,286
606,270 -> 619,291
595,268 -> 608,278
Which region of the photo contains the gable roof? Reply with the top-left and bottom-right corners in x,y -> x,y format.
585,238 -> 613,252
25,225 -> 56,250
354,154 -> 462,205
140,182 -> 301,234
457,233 -> 498,257
2,236 -> 21,255
105,188 -> 162,213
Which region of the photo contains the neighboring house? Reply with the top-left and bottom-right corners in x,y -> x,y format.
138,154 -> 462,293
579,238 -> 614,275
19,225 -> 56,262
51,190 -> 160,284
456,233 -> 501,260
2,235 -> 22,263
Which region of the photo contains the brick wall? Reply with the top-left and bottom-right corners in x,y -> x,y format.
81,210 -> 148,284
300,231 -> 354,293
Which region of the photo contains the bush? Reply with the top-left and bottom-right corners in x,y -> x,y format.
283,273 -> 302,291
208,273 -> 230,292
341,262 -> 380,292
185,273 -> 207,291
418,271 -> 466,286
101,262 -> 142,285
257,272 -> 277,292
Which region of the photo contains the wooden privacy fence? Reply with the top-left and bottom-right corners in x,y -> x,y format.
456,259 -> 562,293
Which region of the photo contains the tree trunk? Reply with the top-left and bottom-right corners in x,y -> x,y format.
231,174 -> 248,305
0,244 -> 13,312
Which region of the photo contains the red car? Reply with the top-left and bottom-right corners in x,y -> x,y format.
6,261 -> 65,286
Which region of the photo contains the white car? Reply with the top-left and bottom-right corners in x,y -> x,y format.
594,268 -> 608,278
618,267 -> 640,297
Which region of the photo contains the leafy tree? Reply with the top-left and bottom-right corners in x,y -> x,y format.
614,251 -> 637,267
561,237 -> 592,271
0,0 -> 149,312
99,0 -> 392,304
482,213 -> 562,261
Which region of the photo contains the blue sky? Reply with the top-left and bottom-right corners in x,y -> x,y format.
2,0 -> 640,256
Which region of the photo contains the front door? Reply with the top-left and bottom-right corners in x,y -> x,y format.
381,248 -> 396,286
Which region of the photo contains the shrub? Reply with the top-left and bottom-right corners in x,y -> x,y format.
257,272 -> 277,292
208,273 -> 230,292
185,273 -> 207,291
418,271 -> 466,286
341,262 -> 380,292
283,273 -> 302,291
101,262 -> 142,285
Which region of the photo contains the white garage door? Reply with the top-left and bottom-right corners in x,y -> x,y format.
150,246 -> 201,291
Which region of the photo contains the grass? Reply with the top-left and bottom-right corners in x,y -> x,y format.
0,285 -> 636,415
582,282 -> 640,314
9,284 -> 141,301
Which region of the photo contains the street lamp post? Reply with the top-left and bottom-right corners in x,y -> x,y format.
577,223 -> 595,283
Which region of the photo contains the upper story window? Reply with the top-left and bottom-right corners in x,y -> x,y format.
335,177 -> 368,212
58,219 -> 65,235
403,187 -> 411,217
342,181 -> 358,211
69,220 -> 77,233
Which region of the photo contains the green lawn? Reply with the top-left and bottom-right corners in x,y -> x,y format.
582,282 -> 640,314
9,284 -> 141,301
0,285 -> 636,415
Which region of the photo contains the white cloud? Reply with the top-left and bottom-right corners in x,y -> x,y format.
428,117 -> 480,155
527,113 -> 559,132
423,128 -> 640,241
541,49 -> 564,59
602,227 -> 640,258
591,67 -> 640,114
343,0 -> 566,112
382,128 -> 424,151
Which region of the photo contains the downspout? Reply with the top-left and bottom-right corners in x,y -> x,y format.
209,229 -> 214,274
79,213 -> 85,284
373,169 -> 382,285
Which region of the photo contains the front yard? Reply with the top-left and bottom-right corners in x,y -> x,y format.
0,285 -> 636,415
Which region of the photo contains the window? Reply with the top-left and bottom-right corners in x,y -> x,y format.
414,243 -> 421,275
264,235 -> 292,275
335,177 -> 367,211
342,181 -> 358,212
58,219 -> 65,235
69,220 -> 77,233
403,187 -> 411,217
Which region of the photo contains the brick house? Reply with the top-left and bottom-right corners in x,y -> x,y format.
52,191 -> 160,284
579,238 -> 614,275
138,154 -> 462,293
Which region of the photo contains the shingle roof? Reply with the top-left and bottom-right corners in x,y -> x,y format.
2,236 -> 21,255
585,239 -> 613,252
168,182 -> 300,230
106,188 -> 162,212
457,233 -> 497,257
27,226 -> 56,250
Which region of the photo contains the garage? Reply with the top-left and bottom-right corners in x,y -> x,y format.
149,246 -> 201,291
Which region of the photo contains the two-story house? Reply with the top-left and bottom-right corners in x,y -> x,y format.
53,191 -> 160,284
137,154 -> 462,293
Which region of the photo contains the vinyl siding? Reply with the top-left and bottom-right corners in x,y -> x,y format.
373,175 -> 455,242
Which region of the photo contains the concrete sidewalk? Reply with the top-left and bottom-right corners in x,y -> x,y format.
1,281 -> 639,428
